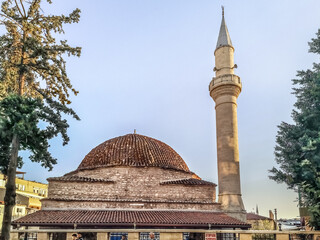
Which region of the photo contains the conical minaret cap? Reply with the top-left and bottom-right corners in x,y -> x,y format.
216,7 -> 233,49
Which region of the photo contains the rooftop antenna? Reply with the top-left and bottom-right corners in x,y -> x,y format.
222,5 -> 224,17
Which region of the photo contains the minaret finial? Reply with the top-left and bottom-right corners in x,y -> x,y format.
222,6 -> 224,17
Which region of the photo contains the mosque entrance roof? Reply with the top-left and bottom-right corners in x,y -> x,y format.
12,209 -> 250,229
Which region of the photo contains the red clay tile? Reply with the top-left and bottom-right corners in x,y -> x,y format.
13,210 -> 250,228
77,134 -> 190,173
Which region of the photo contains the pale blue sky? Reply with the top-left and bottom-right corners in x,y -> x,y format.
13,0 -> 320,219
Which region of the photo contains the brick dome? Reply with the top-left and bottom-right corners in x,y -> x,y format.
77,134 -> 190,172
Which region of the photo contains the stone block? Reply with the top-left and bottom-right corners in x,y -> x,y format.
128,232 -> 139,240
10,233 -> 19,240
240,233 -> 252,240
160,232 -> 183,240
67,232 -> 75,240
37,232 -> 48,240
97,232 -> 109,240
276,233 -> 289,240
313,235 -> 320,240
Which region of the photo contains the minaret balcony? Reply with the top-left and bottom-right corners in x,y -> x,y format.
209,74 -> 241,92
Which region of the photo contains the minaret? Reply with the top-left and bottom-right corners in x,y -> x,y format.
209,7 -> 246,221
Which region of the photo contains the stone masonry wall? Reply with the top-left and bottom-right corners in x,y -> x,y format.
45,166 -> 217,210
41,199 -> 220,211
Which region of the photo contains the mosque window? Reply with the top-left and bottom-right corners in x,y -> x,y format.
217,233 -> 239,240
19,233 -> 37,240
140,232 -> 160,240
183,233 -> 190,240
48,233 -> 67,240
110,232 -> 128,240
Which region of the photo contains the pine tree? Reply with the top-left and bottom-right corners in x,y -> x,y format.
269,29 -> 320,230
0,1 -> 81,239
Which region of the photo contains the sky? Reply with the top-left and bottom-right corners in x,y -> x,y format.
10,0 -> 320,219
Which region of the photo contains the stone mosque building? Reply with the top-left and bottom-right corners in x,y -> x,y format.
13,10 -> 250,231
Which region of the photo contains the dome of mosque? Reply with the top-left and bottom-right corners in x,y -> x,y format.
77,134 -> 190,172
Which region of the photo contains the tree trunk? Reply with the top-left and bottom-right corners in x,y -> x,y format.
0,134 -> 19,240
1,30 -> 26,239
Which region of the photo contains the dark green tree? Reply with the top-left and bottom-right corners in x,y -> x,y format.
269,29 -> 320,230
0,0 -> 81,239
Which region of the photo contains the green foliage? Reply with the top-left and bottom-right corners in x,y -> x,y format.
0,0 -> 81,170
269,29 -> 320,230
0,94 -> 80,174
0,0 -> 81,103
0,1 -> 81,237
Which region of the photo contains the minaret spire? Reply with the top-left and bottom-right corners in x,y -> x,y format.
216,6 -> 233,49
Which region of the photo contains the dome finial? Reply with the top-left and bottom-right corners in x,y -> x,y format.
134,129 -> 136,134
222,5 -> 224,17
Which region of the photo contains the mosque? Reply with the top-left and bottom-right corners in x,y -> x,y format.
13,9 -> 250,231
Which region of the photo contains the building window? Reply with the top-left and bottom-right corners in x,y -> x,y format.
19,233 -> 37,240
183,233 -> 190,240
16,208 -> 23,213
49,233 -> 66,240
110,232 -> 128,240
217,233 -> 239,240
140,232 -> 160,240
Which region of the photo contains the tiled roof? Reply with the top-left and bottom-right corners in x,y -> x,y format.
47,175 -> 113,183
13,210 -> 250,229
160,178 -> 216,186
247,213 -> 272,221
77,134 -> 190,173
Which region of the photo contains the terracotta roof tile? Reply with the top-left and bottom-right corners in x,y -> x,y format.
13,210 -> 250,228
47,175 -> 113,183
160,178 -> 216,186
77,134 -> 190,173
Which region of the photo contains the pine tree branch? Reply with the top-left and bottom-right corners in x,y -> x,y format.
19,0 -> 27,17
14,0 -> 24,18
0,13 -> 23,28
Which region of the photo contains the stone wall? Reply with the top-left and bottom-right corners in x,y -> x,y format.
44,166 -> 217,210
247,219 -> 276,230
42,199 -> 220,210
